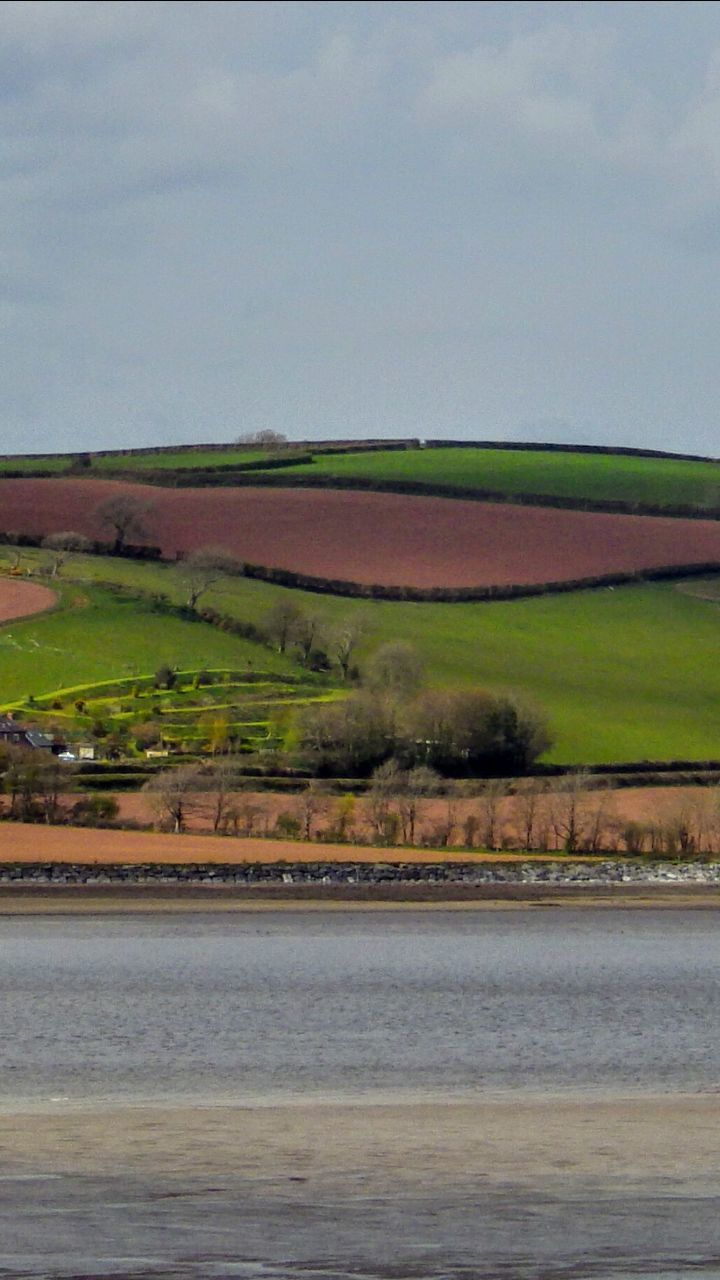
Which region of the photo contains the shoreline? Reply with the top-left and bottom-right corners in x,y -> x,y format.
0,880 -> 719,912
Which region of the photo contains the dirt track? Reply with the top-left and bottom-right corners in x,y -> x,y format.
0,577 -> 56,623
4,477 -> 720,587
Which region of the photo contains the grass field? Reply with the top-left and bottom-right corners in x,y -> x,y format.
3,550 -> 720,764
0,455 -> 72,473
251,446 -> 720,511
92,448 -> 272,470
0,583 -> 299,701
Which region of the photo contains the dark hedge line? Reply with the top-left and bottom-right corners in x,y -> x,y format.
239,558 -> 720,603
0,531 -> 163,560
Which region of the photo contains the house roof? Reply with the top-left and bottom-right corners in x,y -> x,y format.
24,730 -> 53,749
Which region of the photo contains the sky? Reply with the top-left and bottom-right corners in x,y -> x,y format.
4,1 -> 720,456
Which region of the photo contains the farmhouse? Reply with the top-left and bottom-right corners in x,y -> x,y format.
0,716 -> 54,751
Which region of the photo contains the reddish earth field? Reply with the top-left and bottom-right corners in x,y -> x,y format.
4,477 -> 720,588
0,577 -> 56,623
0,785 -> 714,865
98,784 -> 720,850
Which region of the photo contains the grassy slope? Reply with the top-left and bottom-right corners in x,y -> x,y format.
0,583 -> 299,703
253,446 -> 720,510
3,552 -> 719,764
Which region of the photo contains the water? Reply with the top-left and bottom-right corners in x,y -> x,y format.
2,908 -> 720,1102
1,908 -> 720,1277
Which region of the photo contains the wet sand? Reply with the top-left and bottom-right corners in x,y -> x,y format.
3,1093 -> 720,1277
0,882 -> 719,912
3,1092 -> 719,1191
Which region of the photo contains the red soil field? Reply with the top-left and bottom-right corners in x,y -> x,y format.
4,477 -> 720,588
0,577 -> 56,623
0,785 -> 712,866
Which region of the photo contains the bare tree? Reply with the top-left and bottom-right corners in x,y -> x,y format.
199,758 -> 244,833
396,765 -> 441,844
477,779 -> 509,851
364,642 -> 425,699
265,600 -> 304,653
41,531 -> 92,578
580,783 -> 615,853
330,616 -> 365,681
293,610 -> 325,666
296,782 -> 327,840
515,777 -> 548,852
143,764 -> 203,833
367,760 -> 403,844
180,547 -> 241,611
4,748 -> 73,823
549,771 -> 591,854
95,493 -> 155,553
236,430 -> 288,446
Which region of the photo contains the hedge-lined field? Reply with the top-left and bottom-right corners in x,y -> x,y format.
3,550 -> 720,764
0,583 -> 299,702
250,446 -> 720,512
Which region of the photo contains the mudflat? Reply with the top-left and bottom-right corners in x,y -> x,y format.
3,1093 -> 719,1191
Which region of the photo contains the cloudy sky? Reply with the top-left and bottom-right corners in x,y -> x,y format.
4,1 -> 720,455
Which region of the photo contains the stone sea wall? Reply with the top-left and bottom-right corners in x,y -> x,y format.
1,860 -> 720,886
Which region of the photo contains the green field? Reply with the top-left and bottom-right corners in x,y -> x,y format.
251,446 -> 720,511
92,447 -> 273,471
3,550 -> 720,764
0,455 -> 74,474
0,583 -> 299,697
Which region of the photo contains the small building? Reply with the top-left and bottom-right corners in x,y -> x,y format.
0,716 -> 54,752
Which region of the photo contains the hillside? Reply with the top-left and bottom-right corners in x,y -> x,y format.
1,438 -> 720,768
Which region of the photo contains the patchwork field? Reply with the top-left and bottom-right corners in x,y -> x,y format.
4,478 -> 720,589
0,578 -> 56,622
3,547 -> 720,763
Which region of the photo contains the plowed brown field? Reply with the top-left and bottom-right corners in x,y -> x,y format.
0,577 -> 56,623
4,477 -> 720,588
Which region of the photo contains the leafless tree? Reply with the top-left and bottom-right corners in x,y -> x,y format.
477,779 -> 509,850
515,777 -> 548,852
396,766 -> 441,844
41,531 -> 92,577
236,430 -> 288,446
4,748 -> 73,823
95,493 -> 155,553
180,547 -> 241,610
364,642 -> 425,699
549,770 -> 591,854
143,764 -> 203,833
580,783 -> 615,853
296,782 -> 327,840
200,757 -> 244,833
330,616 -> 365,681
264,600 -> 304,653
367,760 -> 403,844
293,610 -> 325,666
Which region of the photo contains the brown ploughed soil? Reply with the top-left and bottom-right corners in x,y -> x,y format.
0,576 -> 56,622
0,822 -> 563,865
113,784 -> 719,846
0,785 -> 717,867
4,477 -> 720,587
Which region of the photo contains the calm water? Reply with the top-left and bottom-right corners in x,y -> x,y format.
0,907 -> 719,1101
2,907 -> 720,1279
